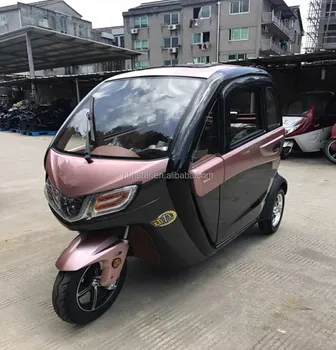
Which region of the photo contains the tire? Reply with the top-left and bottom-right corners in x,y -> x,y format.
323,139 -> 336,164
52,260 -> 127,325
259,189 -> 285,235
280,148 -> 291,160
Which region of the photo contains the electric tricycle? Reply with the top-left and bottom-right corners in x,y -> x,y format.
44,64 -> 288,325
281,91 -> 336,159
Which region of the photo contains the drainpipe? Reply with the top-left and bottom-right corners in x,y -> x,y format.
216,1 -> 221,63
18,7 -> 22,28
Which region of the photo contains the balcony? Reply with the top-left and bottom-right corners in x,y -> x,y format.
322,35 -> 336,49
260,39 -> 291,56
261,12 -> 293,41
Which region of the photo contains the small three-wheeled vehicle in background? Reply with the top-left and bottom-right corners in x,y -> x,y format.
323,122 -> 336,164
281,91 -> 336,159
44,64 -> 288,325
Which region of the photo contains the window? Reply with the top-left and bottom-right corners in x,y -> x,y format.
192,100 -> 219,163
0,14 -> 7,26
163,37 -> 179,48
229,28 -> 249,41
116,35 -> 125,47
38,17 -> 50,28
135,61 -> 150,70
265,87 -> 280,129
230,0 -> 249,14
164,13 -> 179,25
135,40 -> 149,50
193,56 -> 210,64
193,32 -> 210,44
193,6 -> 211,19
78,25 -> 88,38
226,87 -> 263,148
134,16 -> 148,28
164,59 -> 179,66
60,16 -> 67,33
228,54 -> 247,61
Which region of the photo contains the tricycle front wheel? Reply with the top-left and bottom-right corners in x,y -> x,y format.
52,261 -> 127,325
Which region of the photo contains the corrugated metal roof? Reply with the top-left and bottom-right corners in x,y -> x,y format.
0,25 -> 141,75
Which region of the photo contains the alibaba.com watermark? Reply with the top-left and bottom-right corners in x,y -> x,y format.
123,172 -> 214,181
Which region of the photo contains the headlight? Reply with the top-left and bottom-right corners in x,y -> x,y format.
87,185 -> 138,219
45,178 -> 138,222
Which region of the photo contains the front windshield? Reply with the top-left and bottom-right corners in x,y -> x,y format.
54,76 -> 203,160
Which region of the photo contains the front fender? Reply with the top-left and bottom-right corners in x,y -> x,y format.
56,232 -> 129,286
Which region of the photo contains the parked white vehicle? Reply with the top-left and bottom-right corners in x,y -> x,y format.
281,91 -> 336,159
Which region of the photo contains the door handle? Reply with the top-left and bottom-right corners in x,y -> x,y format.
273,141 -> 282,152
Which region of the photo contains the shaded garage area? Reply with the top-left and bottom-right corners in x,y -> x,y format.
0,133 -> 335,349
228,51 -> 336,109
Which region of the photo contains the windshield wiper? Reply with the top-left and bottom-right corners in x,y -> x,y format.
84,96 -> 96,164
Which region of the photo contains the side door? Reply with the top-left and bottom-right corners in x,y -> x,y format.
216,79 -> 284,245
189,99 -> 223,245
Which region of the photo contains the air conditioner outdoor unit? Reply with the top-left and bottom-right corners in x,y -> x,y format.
168,24 -> 177,30
131,28 -> 138,34
168,47 -> 178,53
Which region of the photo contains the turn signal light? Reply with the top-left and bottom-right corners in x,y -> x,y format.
91,185 -> 138,218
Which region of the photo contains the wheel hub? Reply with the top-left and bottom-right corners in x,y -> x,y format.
76,263 -> 118,312
272,193 -> 283,227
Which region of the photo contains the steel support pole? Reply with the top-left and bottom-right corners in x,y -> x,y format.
75,78 -> 81,104
25,32 -> 37,101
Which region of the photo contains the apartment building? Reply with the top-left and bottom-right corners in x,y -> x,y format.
318,0 -> 336,50
122,0 -> 304,69
92,26 -> 126,71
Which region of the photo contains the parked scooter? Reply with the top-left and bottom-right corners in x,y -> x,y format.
44,64 -> 288,325
323,122 -> 336,164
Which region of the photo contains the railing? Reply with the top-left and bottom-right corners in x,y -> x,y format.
261,12 -> 292,38
260,39 -> 290,55
323,36 -> 336,44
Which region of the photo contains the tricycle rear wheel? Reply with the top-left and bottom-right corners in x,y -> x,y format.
52,261 -> 127,325
323,139 -> 336,164
259,189 -> 285,235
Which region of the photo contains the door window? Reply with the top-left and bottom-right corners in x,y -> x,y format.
265,87 -> 280,130
226,87 -> 264,149
192,100 -> 220,163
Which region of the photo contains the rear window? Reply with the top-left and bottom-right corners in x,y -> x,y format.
283,94 -> 329,116
284,96 -> 319,115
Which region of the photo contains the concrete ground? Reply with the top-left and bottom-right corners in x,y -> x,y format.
0,132 -> 335,350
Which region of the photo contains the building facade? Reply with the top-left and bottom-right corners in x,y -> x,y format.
122,0 -> 304,69
318,0 -> 336,50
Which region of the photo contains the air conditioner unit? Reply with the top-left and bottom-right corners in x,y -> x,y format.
131,28 -> 138,34
168,24 -> 177,30
168,47 -> 178,53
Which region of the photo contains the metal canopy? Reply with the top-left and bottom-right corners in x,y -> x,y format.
226,51 -> 336,68
0,25 -> 142,75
